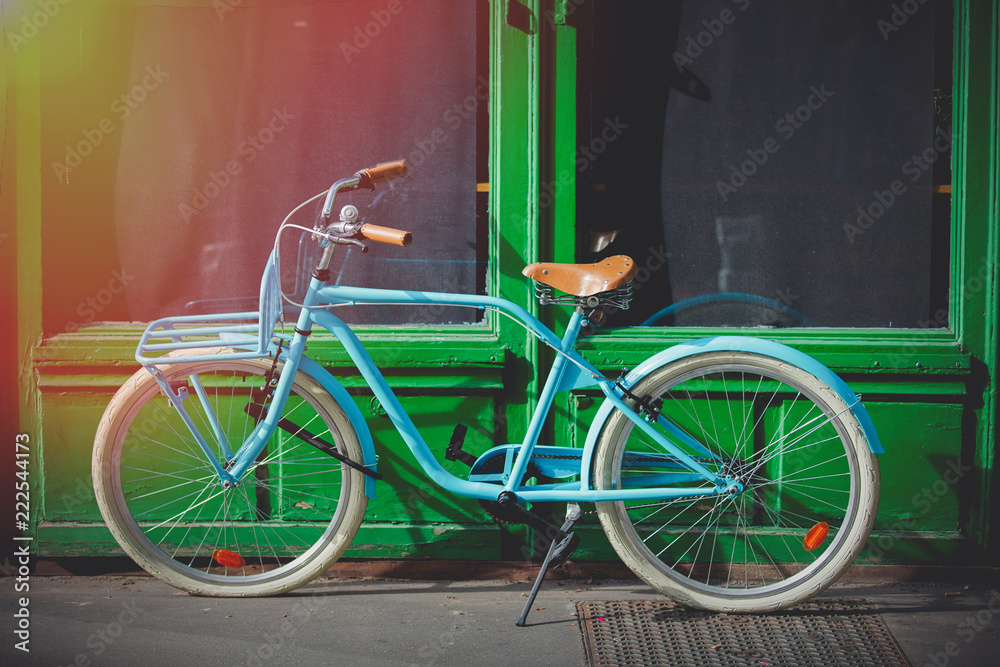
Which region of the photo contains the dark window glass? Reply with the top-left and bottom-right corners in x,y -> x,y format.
574,0 -> 952,329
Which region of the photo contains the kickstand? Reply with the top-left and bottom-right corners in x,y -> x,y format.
515,503 -> 582,627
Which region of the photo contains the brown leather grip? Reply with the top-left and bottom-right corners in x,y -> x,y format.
360,223 -> 412,247
358,160 -> 407,184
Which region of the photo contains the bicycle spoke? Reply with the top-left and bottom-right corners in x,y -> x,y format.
595,352 -> 875,611
121,469 -> 219,503
131,413 -> 211,468
97,357 -> 368,595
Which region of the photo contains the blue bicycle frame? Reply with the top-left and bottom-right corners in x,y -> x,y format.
134,172 -> 883,511
145,283 -> 742,500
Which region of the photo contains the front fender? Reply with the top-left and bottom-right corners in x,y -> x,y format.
286,354 -> 379,500
216,332 -> 379,499
580,336 -> 883,490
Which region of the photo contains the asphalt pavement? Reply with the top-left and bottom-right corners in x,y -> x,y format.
3,563 -> 1000,666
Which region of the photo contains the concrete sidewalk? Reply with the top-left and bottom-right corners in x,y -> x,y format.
3,568 -> 1000,666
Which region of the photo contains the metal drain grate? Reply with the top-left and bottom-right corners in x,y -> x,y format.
578,597 -> 910,667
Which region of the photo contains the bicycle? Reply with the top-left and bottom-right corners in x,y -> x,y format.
92,161 -> 882,624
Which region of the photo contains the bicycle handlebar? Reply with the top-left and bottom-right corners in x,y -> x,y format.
356,160 -> 407,185
317,162 -> 413,248
359,223 -> 412,247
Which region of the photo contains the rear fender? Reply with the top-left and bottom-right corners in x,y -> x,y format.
579,336 -> 883,490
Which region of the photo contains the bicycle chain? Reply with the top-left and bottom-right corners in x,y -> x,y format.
530,452 -> 716,463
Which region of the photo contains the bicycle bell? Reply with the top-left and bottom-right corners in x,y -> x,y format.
339,204 -> 359,223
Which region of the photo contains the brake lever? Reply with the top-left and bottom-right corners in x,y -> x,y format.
333,236 -> 369,253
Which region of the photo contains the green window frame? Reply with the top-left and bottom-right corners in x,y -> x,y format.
5,0 -> 998,559
535,0 -> 999,552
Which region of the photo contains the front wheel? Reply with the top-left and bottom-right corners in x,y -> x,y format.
92,348 -> 368,596
594,351 -> 879,612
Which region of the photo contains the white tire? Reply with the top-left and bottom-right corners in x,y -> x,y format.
93,348 -> 368,596
594,351 -> 879,612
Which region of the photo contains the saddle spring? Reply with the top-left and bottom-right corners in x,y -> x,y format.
533,281 -> 634,310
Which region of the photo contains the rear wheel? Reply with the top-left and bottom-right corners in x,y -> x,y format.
93,349 -> 368,596
594,351 -> 879,612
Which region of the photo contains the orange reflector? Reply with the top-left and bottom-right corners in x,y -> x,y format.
212,549 -> 245,568
803,522 -> 830,551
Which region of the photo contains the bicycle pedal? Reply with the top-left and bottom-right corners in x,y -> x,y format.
444,424 -> 477,467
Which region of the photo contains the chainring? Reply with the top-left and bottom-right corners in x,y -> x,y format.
475,451 -> 545,526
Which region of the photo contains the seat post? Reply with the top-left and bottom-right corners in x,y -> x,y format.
559,307 -> 587,353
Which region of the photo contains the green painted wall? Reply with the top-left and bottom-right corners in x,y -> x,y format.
7,0 -> 999,567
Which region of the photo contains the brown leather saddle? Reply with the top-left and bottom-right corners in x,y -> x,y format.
522,255 -> 637,297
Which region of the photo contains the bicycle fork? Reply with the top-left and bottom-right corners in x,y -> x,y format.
143,294 -> 352,488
